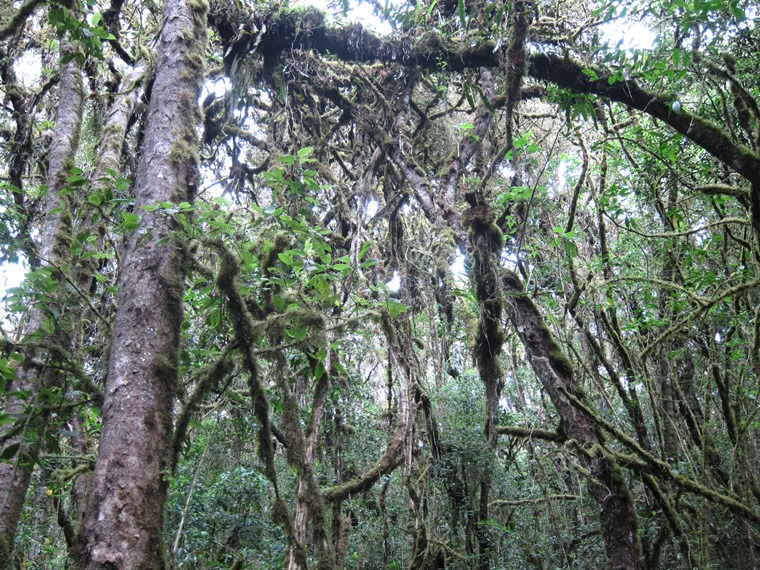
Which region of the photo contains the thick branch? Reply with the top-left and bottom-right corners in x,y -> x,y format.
528,53 -> 760,186
496,426 -> 566,443
220,17 -> 760,191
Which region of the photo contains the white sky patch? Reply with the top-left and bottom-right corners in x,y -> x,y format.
0,260 -> 28,325
450,249 -> 467,283
298,0 -> 395,36
497,163 -> 515,179
602,20 -> 657,51
0,262 -> 25,293
385,270 -> 401,292
14,50 -> 42,88
550,160 -> 567,197
200,76 -> 231,101
366,198 -> 378,219
501,250 -> 522,272
345,3 -> 393,35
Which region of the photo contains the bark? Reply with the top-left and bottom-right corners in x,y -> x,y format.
66,58 -> 151,537
283,353 -> 335,570
372,34 -> 644,568
0,0 -> 45,41
74,0 -> 206,566
0,45 -> 84,566
467,199 -> 503,570
460,70 -> 500,567
526,54 -> 760,186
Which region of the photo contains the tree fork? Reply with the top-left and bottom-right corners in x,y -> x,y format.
501,268 -> 643,569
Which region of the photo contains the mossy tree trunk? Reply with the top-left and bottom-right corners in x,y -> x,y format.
64,58 -> 151,542
0,42 -> 84,567
501,268 -> 643,570
73,0 -> 206,565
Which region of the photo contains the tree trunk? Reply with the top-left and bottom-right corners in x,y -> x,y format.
0,44 -> 84,565
502,268 -> 642,570
67,58 -> 151,538
74,0 -> 206,565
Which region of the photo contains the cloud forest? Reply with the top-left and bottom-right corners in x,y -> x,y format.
1,0 -> 760,568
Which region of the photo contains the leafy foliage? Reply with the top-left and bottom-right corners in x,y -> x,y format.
2,0 -> 760,567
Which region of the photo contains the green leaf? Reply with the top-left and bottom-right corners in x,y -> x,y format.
359,241 -> 372,260
87,192 -> 102,206
386,298 -> 407,319
120,212 -> 141,231
65,175 -> 88,187
0,443 -> 20,462
457,0 -> 466,28
582,68 -> 599,81
425,0 -> 439,21
289,324 -> 307,342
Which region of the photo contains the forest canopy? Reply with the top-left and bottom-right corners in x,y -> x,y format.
1,0 -> 760,568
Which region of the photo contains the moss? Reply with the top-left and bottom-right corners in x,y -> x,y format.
139,46 -> 156,64
280,394 -> 306,468
260,231 -> 293,274
153,353 -> 179,394
297,5 -> 326,32
0,536 -> 10,567
102,121 -> 123,137
184,49 -> 206,74
463,200 -> 494,232
186,0 -> 208,15
546,336 -> 575,379
286,305 -> 325,330
278,4 -> 325,28
487,222 -> 503,252
413,30 -> 445,59
169,137 -> 200,167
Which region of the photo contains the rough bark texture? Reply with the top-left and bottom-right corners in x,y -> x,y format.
371,36 -> 643,567
74,0 -> 206,566
0,48 -> 84,566
461,67 -> 500,570
283,354 -> 335,570
67,58 -> 151,535
502,269 -> 642,570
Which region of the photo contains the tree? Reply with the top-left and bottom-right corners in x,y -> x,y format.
0,33 -> 84,562
72,0 -> 207,565
2,0 -> 760,568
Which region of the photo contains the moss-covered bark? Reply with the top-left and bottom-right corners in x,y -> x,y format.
74,0 -> 207,566
501,268 -> 643,570
0,42 -> 84,567
212,15 -> 760,227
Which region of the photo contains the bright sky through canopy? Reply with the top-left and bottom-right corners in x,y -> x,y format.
1,0 -> 658,304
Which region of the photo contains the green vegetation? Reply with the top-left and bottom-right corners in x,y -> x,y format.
2,0 -> 760,567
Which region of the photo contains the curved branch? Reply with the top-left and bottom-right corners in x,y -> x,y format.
0,0 -> 45,41
528,53 -> 760,186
